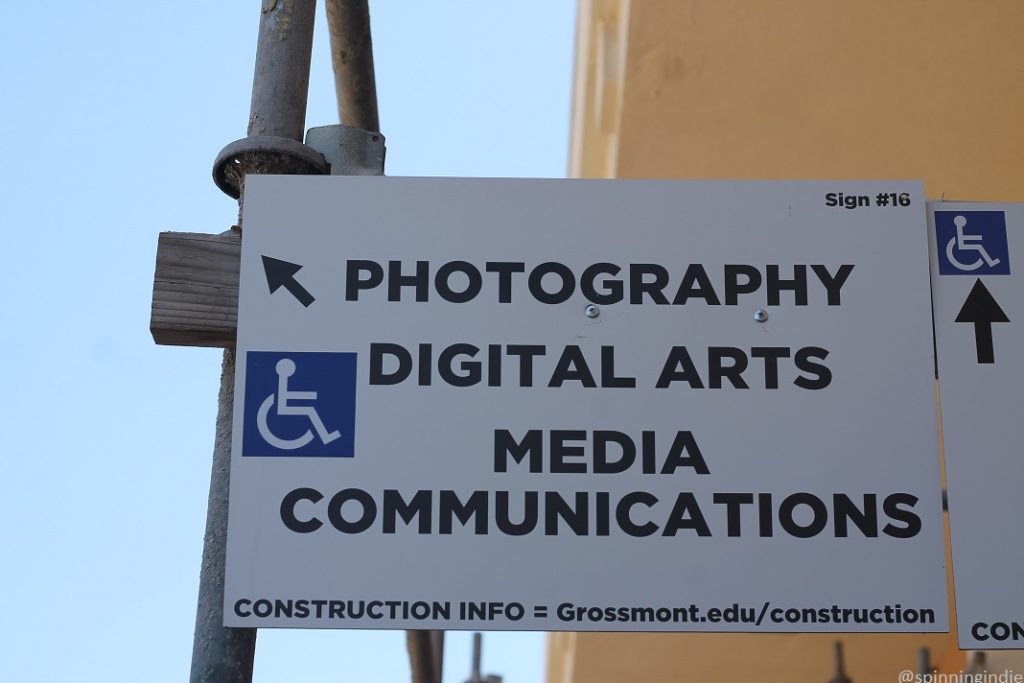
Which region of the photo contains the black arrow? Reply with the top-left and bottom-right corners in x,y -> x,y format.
261,255 -> 315,307
955,279 -> 1009,364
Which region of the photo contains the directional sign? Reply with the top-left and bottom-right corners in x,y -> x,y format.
954,280 -> 1009,364
929,202 -> 1023,649
261,255 -> 315,307
225,177 -> 947,632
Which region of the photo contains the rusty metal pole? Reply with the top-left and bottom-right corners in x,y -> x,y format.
191,2 -> 320,682
431,630 -> 445,683
247,0 -> 316,141
323,7 -> 444,681
407,630 -> 437,683
325,0 -> 380,131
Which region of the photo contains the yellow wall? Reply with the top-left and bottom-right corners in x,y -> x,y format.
572,0 -> 1024,202
556,1 -> 1024,680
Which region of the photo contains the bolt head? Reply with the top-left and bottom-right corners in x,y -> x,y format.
753,309 -> 769,323
585,304 -> 600,318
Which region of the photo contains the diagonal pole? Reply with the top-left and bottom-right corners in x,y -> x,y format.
325,0 -> 380,131
190,348 -> 254,683
325,4 -> 442,680
190,2 -> 318,681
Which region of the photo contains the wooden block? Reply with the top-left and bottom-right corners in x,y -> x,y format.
151,232 -> 240,347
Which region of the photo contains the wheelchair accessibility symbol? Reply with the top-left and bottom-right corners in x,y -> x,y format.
257,358 -> 341,449
936,211 -> 1010,276
242,351 -> 357,457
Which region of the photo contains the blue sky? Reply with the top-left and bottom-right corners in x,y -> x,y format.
0,2 -> 576,681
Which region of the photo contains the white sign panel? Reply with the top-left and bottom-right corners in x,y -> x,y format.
225,177 -> 947,632
929,202 -> 1024,648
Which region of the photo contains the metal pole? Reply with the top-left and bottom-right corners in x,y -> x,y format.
829,640 -> 853,683
325,0 -> 380,131
190,2 -> 318,681
213,0 -> 326,200
917,647 -> 932,676
249,0 -> 317,139
407,630 -> 437,683
431,630 -> 445,683
463,633 -> 502,683
966,651 -> 987,676
189,350 -> 255,683
323,17 -> 435,683
470,632 -> 482,682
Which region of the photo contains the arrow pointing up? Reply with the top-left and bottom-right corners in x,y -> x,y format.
955,278 -> 1009,364
261,255 -> 315,308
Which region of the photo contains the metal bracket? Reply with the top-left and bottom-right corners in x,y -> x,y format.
212,135 -> 328,199
305,124 -> 386,176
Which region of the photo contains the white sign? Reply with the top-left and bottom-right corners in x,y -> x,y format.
225,177 -> 947,632
929,202 -> 1023,649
